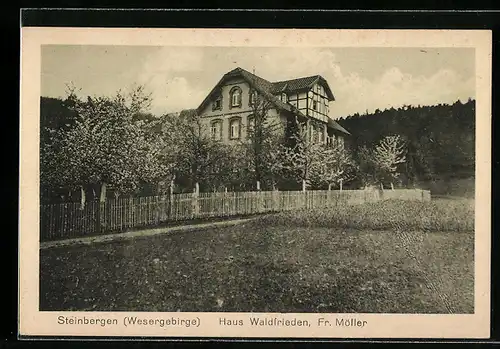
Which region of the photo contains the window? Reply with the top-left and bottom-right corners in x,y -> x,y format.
317,126 -> 324,143
213,98 -> 222,111
210,120 -> 222,141
229,87 -> 242,108
312,100 -> 318,111
281,93 -> 287,102
229,118 -> 241,139
247,115 -> 255,133
330,134 -> 336,146
212,94 -> 222,111
308,123 -> 315,142
301,123 -> 308,136
338,136 -> 344,148
249,90 -> 256,106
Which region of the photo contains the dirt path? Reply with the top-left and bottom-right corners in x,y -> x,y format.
40,217 -> 255,250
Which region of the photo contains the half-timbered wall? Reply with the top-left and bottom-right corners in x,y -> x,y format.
306,83 -> 330,123
285,83 -> 330,124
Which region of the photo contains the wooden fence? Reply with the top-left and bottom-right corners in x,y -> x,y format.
40,189 -> 431,241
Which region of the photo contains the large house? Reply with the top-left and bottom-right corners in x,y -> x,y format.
195,67 -> 350,146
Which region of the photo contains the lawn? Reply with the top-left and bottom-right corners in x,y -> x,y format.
39,198 -> 474,313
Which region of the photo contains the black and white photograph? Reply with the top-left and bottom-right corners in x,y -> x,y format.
19,28 -> 491,338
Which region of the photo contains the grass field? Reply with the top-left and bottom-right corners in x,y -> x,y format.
40,198 -> 474,313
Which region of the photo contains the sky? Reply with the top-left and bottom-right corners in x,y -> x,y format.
41,45 -> 475,119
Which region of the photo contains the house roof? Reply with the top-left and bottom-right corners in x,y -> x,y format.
328,118 -> 350,135
272,75 -> 335,100
197,67 -> 348,135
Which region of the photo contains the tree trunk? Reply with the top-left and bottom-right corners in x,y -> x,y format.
380,183 -> 384,191
302,179 -> 307,192
80,186 -> 86,210
390,182 -> 394,190
99,182 -> 107,203
340,179 -> 343,192
256,180 -> 261,191
328,183 -> 332,191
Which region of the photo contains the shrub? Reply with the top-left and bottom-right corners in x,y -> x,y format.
253,199 -> 474,232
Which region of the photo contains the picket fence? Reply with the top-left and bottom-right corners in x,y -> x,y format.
40,189 -> 430,241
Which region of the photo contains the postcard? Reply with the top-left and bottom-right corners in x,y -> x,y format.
19,27 -> 491,339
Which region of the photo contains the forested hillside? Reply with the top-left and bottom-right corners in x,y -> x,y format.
337,99 -> 475,195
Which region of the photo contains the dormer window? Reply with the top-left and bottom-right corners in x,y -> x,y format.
229,87 -> 242,109
212,95 -> 222,111
312,100 -> 318,111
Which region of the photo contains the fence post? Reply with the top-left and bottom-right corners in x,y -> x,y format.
272,187 -> 279,211
80,186 -> 86,210
98,183 -> 107,233
169,180 -> 174,218
192,182 -> 200,218
259,190 -> 265,212
99,183 -> 107,203
302,179 -> 307,209
233,191 -> 237,215
98,201 -> 105,234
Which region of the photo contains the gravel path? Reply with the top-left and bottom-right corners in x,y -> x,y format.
40,217 -> 255,250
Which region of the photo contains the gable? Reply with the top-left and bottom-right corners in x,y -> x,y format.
197,68 -> 303,119
272,75 -> 335,100
198,77 -> 252,116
